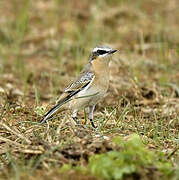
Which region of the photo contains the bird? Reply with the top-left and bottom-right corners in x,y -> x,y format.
40,45 -> 117,128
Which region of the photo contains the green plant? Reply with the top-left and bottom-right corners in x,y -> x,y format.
34,106 -> 46,117
88,134 -> 173,179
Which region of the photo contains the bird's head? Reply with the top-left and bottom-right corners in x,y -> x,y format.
89,46 -> 117,62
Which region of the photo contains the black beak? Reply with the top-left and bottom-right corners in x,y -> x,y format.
109,49 -> 117,54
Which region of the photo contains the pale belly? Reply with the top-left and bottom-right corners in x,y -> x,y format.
68,86 -> 107,110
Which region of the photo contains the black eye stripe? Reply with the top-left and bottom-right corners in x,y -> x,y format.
97,50 -> 107,55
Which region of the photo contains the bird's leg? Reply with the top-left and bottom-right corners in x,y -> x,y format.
72,109 -> 79,124
89,105 -> 96,128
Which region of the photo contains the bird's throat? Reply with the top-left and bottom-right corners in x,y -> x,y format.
91,58 -> 110,73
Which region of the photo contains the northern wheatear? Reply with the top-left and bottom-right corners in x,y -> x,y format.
40,46 -> 117,128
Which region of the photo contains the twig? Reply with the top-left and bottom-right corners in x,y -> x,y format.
167,146 -> 179,159
0,122 -> 31,144
13,149 -> 43,154
0,136 -> 25,148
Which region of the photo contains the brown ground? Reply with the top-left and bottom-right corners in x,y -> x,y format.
0,0 -> 178,179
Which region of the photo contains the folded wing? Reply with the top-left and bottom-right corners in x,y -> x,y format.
40,71 -> 94,124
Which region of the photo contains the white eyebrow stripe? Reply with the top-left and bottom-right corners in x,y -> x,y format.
93,47 -> 112,52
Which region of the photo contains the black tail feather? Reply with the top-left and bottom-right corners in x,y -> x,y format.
39,85 -> 88,124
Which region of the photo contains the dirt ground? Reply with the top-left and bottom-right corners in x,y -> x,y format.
0,0 -> 178,179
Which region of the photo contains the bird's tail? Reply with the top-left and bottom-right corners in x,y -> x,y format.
40,94 -> 72,124
40,104 -> 62,124
40,89 -> 81,124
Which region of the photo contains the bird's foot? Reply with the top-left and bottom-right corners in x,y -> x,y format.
73,117 -> 80,124
90,119 -> 97,129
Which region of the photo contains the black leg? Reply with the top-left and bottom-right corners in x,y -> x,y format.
73,117 -> 79,124
90,119 -> 96,128
89,105 -> 96,128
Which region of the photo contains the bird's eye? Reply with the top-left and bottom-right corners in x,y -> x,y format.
97,50 -> 107,55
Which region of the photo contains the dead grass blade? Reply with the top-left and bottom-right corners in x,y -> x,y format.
14,149 -> 43,154
0,136 -> 25,148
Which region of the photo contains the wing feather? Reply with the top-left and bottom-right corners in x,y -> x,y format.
65,72 -> 94,92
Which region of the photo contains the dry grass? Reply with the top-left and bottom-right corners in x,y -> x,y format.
0,0 -> 179,179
